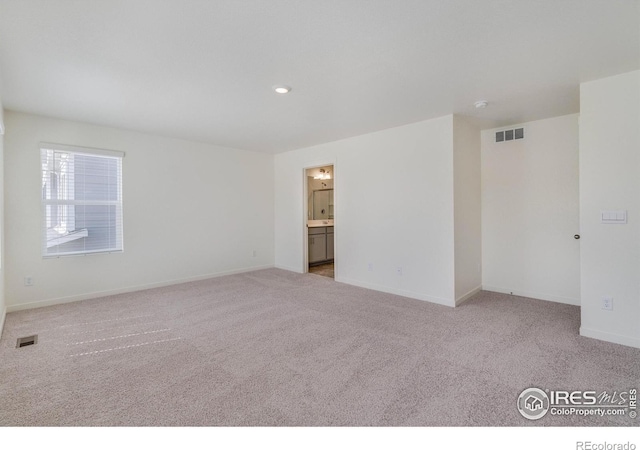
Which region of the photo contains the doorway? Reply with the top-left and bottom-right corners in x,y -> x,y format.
305,165 -> 334,278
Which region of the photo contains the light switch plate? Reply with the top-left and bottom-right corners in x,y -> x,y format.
602,297 -> 613,311
601,210 -> 627,224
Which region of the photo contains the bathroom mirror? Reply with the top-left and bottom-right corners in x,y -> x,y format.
312,189 -> 333,220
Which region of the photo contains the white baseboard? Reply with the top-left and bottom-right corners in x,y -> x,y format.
455,285 -> 482,306
337,276 -> 455,307
274,264 -> 304,274
6,265 -> 274,313
580,327 -> 640,349
0,306 -> 6,340
482,285 -> 579,306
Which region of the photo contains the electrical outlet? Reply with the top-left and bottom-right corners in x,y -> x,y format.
367,263 -> 373,271
252,250 -> 257,257
396,267 -> 403,276
24,276 -> 33,287
602,297 -> 613,311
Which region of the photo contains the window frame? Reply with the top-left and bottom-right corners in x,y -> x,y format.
40,142 -> 125,258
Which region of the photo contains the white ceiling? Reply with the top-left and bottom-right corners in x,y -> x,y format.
0,0 -> 638,153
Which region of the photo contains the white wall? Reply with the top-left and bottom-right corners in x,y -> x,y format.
275,115 -> 456,306
481,114 -> 580,305
4,111 -> 274,311
453,116 -> 482,304
0,100 -> 5,337
579,70 -> 640,348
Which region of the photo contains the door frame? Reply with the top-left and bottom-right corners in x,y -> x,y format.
302,162 -> 336,274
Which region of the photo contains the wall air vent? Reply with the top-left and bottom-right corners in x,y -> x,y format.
496,127 -> 524,142
16,335 -> 38,348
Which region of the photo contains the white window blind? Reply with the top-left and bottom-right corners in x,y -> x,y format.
41,143 -> 124,257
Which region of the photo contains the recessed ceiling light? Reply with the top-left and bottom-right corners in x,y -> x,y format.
474,100 -> 489,109
273,85 -> 291,94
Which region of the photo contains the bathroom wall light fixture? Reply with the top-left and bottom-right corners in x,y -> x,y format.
313,168 -> 331,180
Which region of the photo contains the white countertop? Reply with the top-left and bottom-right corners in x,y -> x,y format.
307,219 -> 334,228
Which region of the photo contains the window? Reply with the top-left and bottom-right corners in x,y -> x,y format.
41,143 -> 124,257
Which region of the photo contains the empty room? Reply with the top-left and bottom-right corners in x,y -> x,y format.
0,0 -> 639,443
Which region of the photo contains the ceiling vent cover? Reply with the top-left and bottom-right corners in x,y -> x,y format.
496,128 -> 524,143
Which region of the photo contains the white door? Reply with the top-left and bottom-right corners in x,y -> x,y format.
481,116 -> 580,305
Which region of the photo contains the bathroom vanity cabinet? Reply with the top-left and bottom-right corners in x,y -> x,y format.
308,226 -> 334,264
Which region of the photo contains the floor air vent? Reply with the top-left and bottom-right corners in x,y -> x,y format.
16,335 -> 38,348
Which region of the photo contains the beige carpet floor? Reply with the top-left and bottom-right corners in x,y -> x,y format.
0,268 -> 638,426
